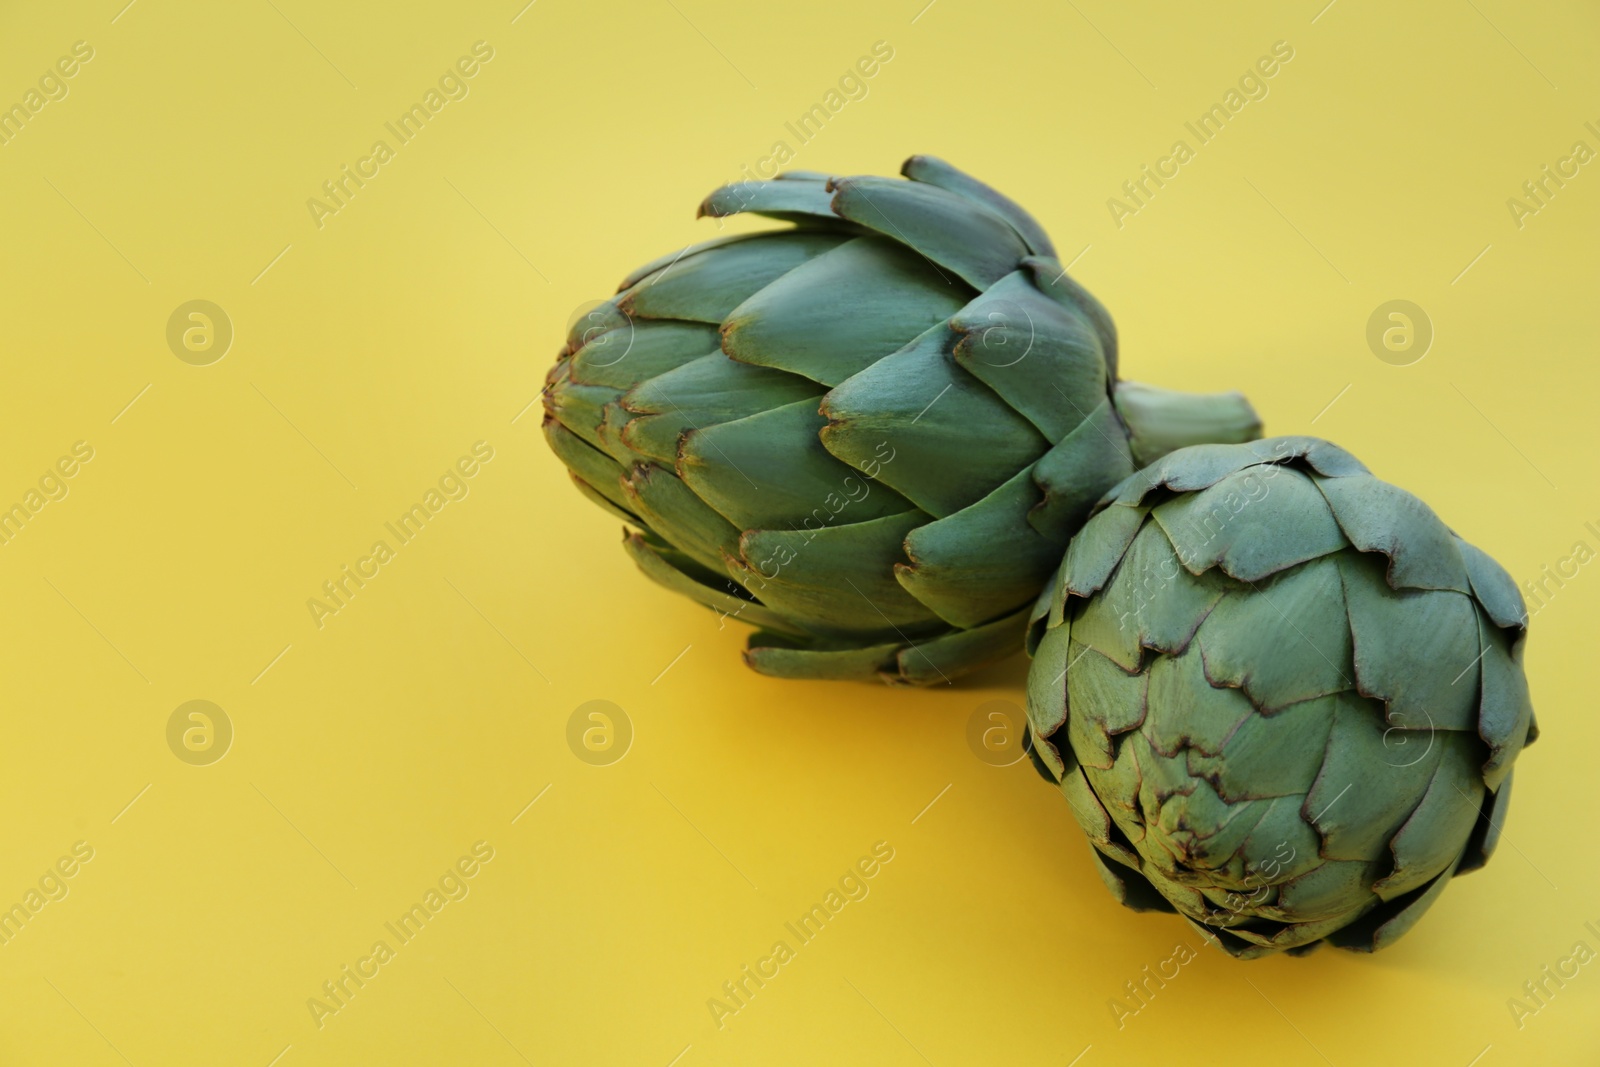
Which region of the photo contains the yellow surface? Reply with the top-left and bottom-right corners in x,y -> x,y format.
0,0 -> 1595,1063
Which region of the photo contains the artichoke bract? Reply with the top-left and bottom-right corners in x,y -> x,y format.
1024,437 -> 1537,957
545,156 -> 1259,684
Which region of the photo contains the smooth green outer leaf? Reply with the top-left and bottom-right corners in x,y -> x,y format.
615,233 -> 760,292
1460,538 -> 1528,629
1023,257 -> 1119,378
678,398 -> 915,532
898,465 -> 1063,629
1065,643 -> 1145,771
1028,398 -> 1137,540
1196,555 -> 1354,712
620,352 -> 824,465
743,632 -> 901,681
901,154 -> 1058,258
828,176 -> 1030,289
621,230 -> 848,323
721,236 -> 972,387
546,375 -> 616,452
698,178 -> 840,223
570,470 -> 638,526
1339,552 -> 1479,731
542,417 -> 630,515
1313,473 -> 1470,593
1069,522 -> 1228,669
623,532 -> 802,636
1458,771 -> 1514,873
820,324 -> 1050,518
569,319 -> 721,390
1476,614 -> 1534,789
726,511 -> 942,639
947,271 -> 1107,444
743,605 -> 1029,685
618,461 -> 741,574
892,606 -> 1032,685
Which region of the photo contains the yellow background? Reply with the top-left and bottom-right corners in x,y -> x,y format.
1,0 -> 1595,1063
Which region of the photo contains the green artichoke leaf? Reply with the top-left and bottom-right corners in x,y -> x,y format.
1134,740 -> 1266,871
1163,811 -> 1289,896
623,531 -> 802,637
1060,771 -> 1126,863
560,297 -> 632,357
542,418 -> 633,516
726,510 -> 942,639
722,236 -> 972,387
596,402 -> 648,468
1069,522 -> 1229,669
1307,693 -> 1448,864
1150,466 -> 1349,581
742,632 -> 901,682
1089,848 -> 1179,914
888,604 -> 1032,685
1312,473 -> 1472,594
901,155 -> 1058,259
1181,920 -> 1279,959
1143,645 -> 1255,760
1185,694 -> 1334,803
620,230 -> 849,323
819,323 -> 1049,517
1027,397 -> 1137,542
1064,642 -> 1147,770
1373,739 -> 1484,900
1227,791 -> 1324,886
568,319 -> 721,391
1458,771 -> 1514,873
616,232 -> 762,291
1325,858 -> 1461,953
1027,559 -> 1067,655
1476,613 -> 1535,790
619,461 -> 743,574
898,464 -> 1063,630
568,472 -> 640,527
1265,861 -> 1379,925
949,271 -> 1108,444
677,397 -> 916,531
1196,555 -> 1355,712
1339,552 -> 1481,731
1025,621 -> 1072,742
545,376 -> 619,452
1275,436 -> 1371,478
1056,502 -> 1148,604
697,178 -> 841,224
620,352 -> 825,465
828,176 -> 1030,290
1107,441 -> 1278,508
1021,258 -> 1119,377
1137,857 -> 1214,919
1460,537 -> 1529,631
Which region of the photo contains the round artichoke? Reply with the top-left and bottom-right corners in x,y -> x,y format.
545,156 -> 1259,684
1024,436 -> 1537,956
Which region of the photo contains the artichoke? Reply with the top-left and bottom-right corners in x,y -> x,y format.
545,156 -> 1259,684
1024,437 -> 1537,956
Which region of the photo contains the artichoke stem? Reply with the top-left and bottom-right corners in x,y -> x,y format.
1113,381 -> 1263,467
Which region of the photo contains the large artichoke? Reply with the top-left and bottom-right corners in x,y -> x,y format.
545,156 -> 1259,684
1024,437 -> 1537,956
